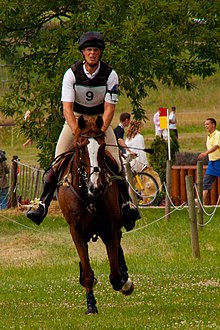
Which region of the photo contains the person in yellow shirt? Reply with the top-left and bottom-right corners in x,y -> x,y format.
198,118 -> 220,202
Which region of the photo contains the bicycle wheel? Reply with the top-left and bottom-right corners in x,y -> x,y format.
133,172 -> 159,207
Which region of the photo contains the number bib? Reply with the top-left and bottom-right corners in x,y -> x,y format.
74,85 -> 107,107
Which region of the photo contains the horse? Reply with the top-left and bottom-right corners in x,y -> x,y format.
57,115 -> 134,314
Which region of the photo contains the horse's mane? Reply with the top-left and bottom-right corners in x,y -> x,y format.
104,150 -> 119,174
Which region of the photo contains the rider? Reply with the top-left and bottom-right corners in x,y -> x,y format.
26,31 -> 140,231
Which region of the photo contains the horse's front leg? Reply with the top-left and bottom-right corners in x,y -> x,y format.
118,245 -> 134,296
69,224 -> 98,314
104,231 -> 125,291
105,230 -> 134,295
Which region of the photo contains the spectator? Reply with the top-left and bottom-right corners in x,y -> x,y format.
198,118 -> 220,203
153,108 -> 168,140
125,120 -> 149,172
114,112 -> 135,156
0,150 -> 10,209
169,106 -> 178,138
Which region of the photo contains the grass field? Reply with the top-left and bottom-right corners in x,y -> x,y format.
1,59 -> 220,330
0,206 -> 219,329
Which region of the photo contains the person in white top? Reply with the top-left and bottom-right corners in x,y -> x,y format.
125,121 -> 149,172
153,109 -> 168,140
27,31 -> 140,231
169,106 -> 178,138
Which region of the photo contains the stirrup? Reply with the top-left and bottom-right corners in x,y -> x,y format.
26,202 -> 47,225
121,202 -> 141,232
121,201 -> 137,214
29,201 -> 46,215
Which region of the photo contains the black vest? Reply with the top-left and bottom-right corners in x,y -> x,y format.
71,61 -> 113,115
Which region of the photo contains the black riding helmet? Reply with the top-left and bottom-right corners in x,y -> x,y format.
79,31 -> 105,51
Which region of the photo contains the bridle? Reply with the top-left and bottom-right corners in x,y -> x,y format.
76,132 -> 105,178
70,131 -> 110,208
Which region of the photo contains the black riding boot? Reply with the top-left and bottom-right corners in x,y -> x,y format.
26,168 -> 57,225
118,171 -> 141,232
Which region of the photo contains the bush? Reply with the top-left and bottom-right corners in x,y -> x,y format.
149,132 -> 180,183
149,136 -> 167,183
174,152 -> 208,165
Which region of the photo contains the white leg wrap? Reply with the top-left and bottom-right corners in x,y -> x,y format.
122,278 -> 132,292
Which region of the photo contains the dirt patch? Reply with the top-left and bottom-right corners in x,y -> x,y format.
7,200 -> 63,216
0,232 -> 47,267
196,280 -> 220,287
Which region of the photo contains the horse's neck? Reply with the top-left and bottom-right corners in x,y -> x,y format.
104,151 -> 119,174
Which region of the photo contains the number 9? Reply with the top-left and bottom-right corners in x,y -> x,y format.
86,91 -> 94,101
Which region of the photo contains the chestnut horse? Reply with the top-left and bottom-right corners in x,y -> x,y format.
57,115 -> 134,314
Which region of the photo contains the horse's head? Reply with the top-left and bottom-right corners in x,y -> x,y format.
74,115 -> 107,198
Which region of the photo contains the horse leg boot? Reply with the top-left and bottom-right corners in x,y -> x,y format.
26,168 -> 57,225
117,171 -> 141,232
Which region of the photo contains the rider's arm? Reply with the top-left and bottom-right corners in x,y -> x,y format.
61,69 -> 78,134
102,70 -> 118,132
102,102 -> 115,132
62,102 -> 78,134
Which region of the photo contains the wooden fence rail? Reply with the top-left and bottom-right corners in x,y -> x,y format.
9,157 -> 44,207
171,165 -> 220,206
7,159 -> 220,208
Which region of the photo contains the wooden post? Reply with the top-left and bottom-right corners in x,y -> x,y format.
180,168 -> 187,203
197,161 -> 203,227
218,178 -> 220,200
186,175 -> 200,259
165,160 -> 171,221
171,167 -> 180,206
34,170 -> 40,198
10,156 -> 18,207
30,169 -> 35,201
125,161 -> 138,207
210,178 -> 217,205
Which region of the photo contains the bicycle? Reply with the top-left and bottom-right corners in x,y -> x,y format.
125,154 -> 160,207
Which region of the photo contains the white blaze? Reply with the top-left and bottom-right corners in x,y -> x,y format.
87,138 -> 100,187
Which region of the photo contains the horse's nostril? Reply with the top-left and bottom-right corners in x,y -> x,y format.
89,184 -> 104,196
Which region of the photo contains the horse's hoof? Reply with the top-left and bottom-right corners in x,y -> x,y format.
121,278 -> 134,296
93,277 -> 98,288
85,306 -> 98,315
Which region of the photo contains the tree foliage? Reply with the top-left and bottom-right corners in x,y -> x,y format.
0,0 -> 219,167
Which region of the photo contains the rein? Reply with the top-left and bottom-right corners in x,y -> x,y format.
59,134 -> 113,213
105,144 -> 154,154
43,149 -> 75,178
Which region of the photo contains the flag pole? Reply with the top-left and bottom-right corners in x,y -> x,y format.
167,108 -> 171,160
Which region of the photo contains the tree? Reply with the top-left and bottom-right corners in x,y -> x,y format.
0,0 -> 220,167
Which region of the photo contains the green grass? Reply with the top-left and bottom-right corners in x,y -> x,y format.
0,207 -> 219,329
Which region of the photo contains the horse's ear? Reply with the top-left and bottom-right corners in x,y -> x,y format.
78,115 -> 87,129
96,116 -> 103,129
